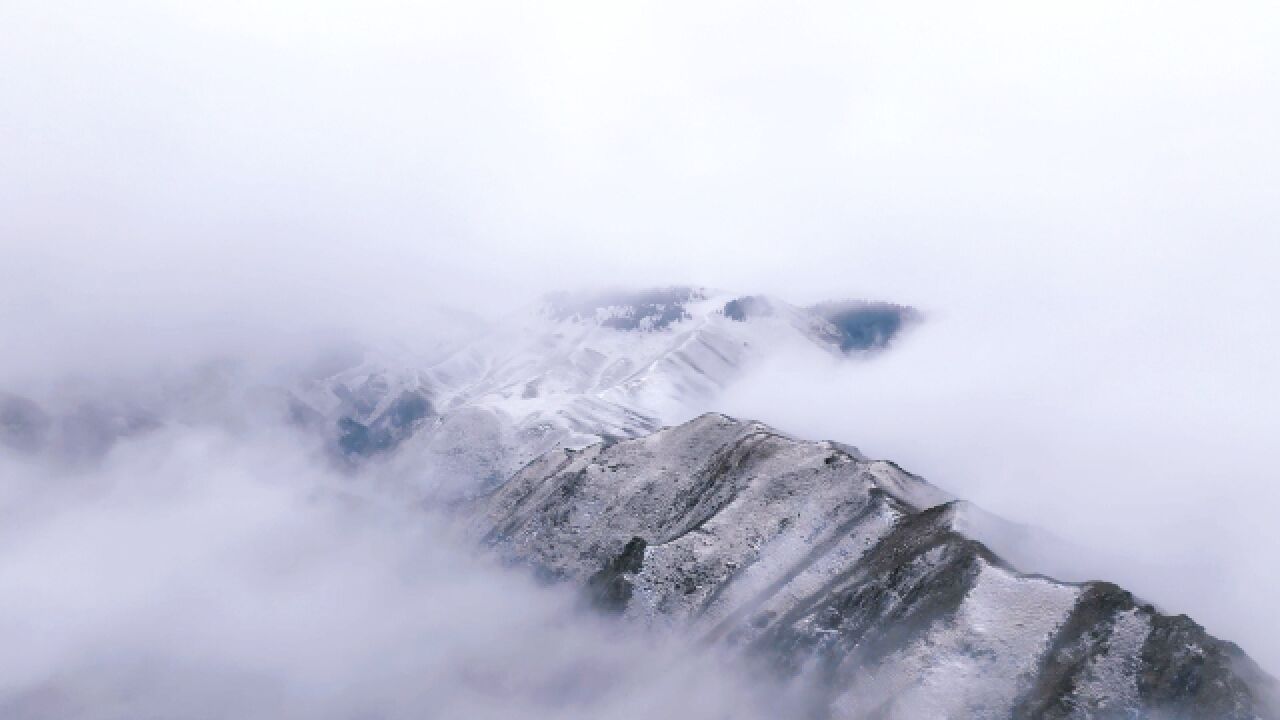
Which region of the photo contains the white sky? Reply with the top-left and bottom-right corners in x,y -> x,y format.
2,0 -> 1279,668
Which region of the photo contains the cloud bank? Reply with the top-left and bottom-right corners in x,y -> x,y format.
0,423 -> 804,719
2,0 -> 1277,679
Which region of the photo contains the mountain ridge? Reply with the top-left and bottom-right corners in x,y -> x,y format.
3,287 -> 1273,718
471,411 -> 1278,719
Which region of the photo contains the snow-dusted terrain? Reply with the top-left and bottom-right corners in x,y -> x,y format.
3,286 -> 1275,719
2,288 -> 911,484
476,413 -> 1279,719
282,287 -> 918,497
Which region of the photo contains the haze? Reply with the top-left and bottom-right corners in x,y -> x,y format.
2,0 -> 1278,686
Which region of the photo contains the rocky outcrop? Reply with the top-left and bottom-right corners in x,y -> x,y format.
473,413 -> 1278,720
809,301 -> 920,352
335,389 -> 434,458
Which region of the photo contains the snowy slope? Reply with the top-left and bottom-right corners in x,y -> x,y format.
288,287 -> 917,495
474,413 -> 1279,720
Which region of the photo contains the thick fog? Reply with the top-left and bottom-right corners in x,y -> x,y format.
0,421 -> 808,719
2,0 -> 1279,703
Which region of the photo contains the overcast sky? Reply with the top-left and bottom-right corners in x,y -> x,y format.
2,0 -> 1279,668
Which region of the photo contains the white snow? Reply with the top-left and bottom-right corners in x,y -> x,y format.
833,560 -> 1078,719
1066,608 -> 1150,718
295,289 -> 854,496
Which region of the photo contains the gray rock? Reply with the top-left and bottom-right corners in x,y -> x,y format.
472,413 -> 1278,720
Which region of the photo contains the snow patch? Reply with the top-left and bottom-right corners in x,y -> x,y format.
835,561 -> 1078,719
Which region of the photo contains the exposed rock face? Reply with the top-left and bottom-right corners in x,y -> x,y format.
810,301 -> 920,352
473,413 -> 1278,720
585,536 -> 648,614
723,295 -> 772,322
335,389 -> 434,458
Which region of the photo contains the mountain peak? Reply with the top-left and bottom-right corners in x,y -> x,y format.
541,286 -> 710,331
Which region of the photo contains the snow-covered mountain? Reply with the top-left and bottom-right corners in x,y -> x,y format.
4,286 -> 1275,719
285,287 -> 918,496
475,413 -> 1279,719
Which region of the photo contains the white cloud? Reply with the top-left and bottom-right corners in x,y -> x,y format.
0,426 -> 802,719
1,0 -> 1277,673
